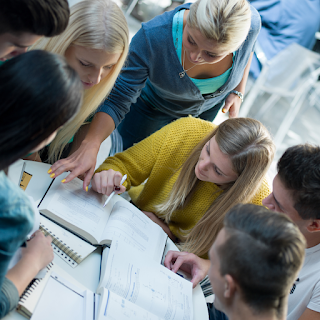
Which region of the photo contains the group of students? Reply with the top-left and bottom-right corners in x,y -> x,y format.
0,0 -> 319,320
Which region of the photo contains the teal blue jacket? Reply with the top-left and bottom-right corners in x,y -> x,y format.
0,171 -> 34,318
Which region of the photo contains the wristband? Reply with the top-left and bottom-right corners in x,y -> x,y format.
231,90 -> 244,103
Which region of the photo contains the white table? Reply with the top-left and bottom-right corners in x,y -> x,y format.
4,163 -> 208,320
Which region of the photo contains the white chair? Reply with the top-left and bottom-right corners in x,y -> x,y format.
240,43 -> 320,148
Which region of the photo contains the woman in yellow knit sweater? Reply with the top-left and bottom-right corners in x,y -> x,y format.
93,117 -> 274,257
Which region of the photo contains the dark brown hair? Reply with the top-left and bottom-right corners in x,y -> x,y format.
0,50 -> 82,170
278,144 -> 320,220
0,0 -> 69,37
218,204 -> 305,315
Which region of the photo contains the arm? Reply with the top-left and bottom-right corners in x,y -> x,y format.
93,118 -> 175,193
6,231 -> 53,295
298,309 -> 320,320
50,112 -> 115,191
222,52 -> 253,117
164,251 -> 210,288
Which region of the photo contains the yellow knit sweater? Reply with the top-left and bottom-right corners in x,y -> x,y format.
96,117 -> 270,239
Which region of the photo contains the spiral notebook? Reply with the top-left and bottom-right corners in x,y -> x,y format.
39,215 -> 96,267
17,262 -> 54,318
17,263 -> 93,319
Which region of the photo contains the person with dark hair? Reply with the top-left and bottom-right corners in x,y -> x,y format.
0,50 -> 82,318
262,144 -> 320,320
0,0 -> 69,61
165,143 -> 320,320
207,203 -> 305,320
165,204 -> 305,320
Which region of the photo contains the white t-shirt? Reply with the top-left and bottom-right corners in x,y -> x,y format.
287,242 -> 320,320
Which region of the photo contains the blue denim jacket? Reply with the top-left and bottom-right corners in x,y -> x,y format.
0,171 -> 34,318
99,3 -> 261,127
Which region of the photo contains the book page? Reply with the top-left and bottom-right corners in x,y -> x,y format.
30,272 -> 90,320
102,201 -> 167,263
99,240 -> 193,320
97,287 -> 162,320
39,175 -> 112,244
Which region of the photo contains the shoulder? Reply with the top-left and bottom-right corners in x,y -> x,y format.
151,117 -> 216,152
249,5 -> 261,34
164,116 -> 216,138
250,177 -> 271,206
139,3 -> 192,38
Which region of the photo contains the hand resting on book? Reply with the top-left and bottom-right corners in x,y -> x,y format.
6,230 -> 54,295
164,250 -> 210,288
92,169 -> 126,196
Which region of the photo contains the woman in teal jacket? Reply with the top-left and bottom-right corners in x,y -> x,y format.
0,50 -> 82,318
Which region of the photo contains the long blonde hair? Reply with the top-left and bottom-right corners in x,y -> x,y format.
31,0 -> 129,162
187,0 -> 251,53
158,118 -> 275,257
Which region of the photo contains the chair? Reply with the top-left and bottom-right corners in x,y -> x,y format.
240,43 -> 320,148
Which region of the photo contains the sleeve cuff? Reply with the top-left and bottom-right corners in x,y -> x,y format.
2,277 -> 19,312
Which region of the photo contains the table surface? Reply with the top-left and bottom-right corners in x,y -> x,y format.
4,166 -> 209,320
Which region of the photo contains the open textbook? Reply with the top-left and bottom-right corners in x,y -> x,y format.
26,239 -> 193,320
97,240 -> 193,320
38,172 -> 168,263
26,268 -> 163,320
8,160 -> 167,265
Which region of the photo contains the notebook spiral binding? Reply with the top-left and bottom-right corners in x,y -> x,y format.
39,223 -> 82,267
17,262 -> 54,318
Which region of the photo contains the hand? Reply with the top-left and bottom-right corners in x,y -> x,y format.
91,170 -> 126,196
49,139 -> 100,191
6,230 -> 54,295
22,230 -> 54,272
164,251 -> 210,288
222,92 -> 242,118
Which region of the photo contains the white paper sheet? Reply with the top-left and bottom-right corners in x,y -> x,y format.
102,201 -> 167,262
99,240 -> 193,320
40,175 -> 111,243
30,272 -> 89,320
97,287 -> 161,320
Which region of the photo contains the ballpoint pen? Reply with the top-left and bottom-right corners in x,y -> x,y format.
103,174 -> 127,207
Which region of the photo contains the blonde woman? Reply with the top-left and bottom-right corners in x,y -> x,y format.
28,0 -> 128,187
49,0 -> 261,191
92,117 -> 274,258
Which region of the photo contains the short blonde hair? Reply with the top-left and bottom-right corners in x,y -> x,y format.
31,0 -> 129,162
187,0 -> 251,52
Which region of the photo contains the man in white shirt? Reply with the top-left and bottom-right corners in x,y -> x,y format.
165,143 -> 320,320
262,144 -> 320,320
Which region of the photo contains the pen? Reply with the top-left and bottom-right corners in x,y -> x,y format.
103,174 -> 127,207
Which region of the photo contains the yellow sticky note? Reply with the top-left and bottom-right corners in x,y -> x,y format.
20,171 -> 32,191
